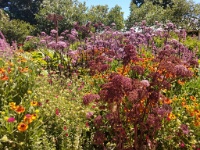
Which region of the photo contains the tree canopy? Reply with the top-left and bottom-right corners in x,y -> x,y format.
0,0 -> 43,24
127,0 -> 200,30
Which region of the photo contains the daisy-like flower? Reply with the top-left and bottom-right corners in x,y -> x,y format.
17,122 -> 28,132
14,105 -> 25,114
7,117 -> 15,123
190,96 -> 196,101
31,114 -> 37,120
23,114 -> 33,124
9,102 -> 16,110
30,101 -> 38,106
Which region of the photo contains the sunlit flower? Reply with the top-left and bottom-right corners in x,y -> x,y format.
164,98 -> 172,104
177,79 -> 185,85
1,75 -> 9,81
14,105 -> 25,114
190,96 -> 196,101
35,109 -> 39,113
27,90 -> 32,94
23,114 -> 33,124
31,114 -> 37,120
168,112 -> 176,120
17,122 -> 28,132
30,101 -> 38,106
9,102 -> 16,110
7,117 -> 15,123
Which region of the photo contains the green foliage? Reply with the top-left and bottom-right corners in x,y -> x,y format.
0,0 -> 43,24
35,0 -> 88,34
0,52 -> 38,108
107,5 -> 124,30
0,9 -> 9,22
0,19 -> 35,44
86,5 -> 109,24
183,36 -> 200,57
126,1 -> 167,28
23,37 -> 40,51
126,0 -> 200,30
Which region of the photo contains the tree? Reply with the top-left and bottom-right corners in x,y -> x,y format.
35,0 -> 88,34
126,1 -> 167,28
132,0 -> 173,8
107,5 -> 124,30
0,9 -> 9,22
86,5 -> 109,24
132,0 -> 144,7
126,0 -> 200,30
0,0 -> 43,24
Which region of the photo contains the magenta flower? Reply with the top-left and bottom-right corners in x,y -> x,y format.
7,117 -> 15,123
55,108 -> 60,116
179,141 -> 185,148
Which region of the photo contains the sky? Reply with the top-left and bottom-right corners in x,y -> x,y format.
79,0 -> 200,19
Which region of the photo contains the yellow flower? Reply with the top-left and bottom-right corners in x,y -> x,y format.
9,102 -> 16,110
35,109 -> 39,113
17,122 -> 28,132
30,101 -> 38,106
31,114 -> 37,120
1,111 -> 5,115
168,113 -> 176,120
4,117 -> 9,121
27,90 -> 32,94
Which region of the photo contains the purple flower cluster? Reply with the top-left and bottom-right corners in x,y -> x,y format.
83,93 -> 100,105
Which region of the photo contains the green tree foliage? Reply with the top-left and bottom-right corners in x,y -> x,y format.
0,9 -> 9,22
127,0 -> 200,30
126,1 -> 167,28
0,19 -> 35,44
86,5 -> 124,30
35,0 -> 87,34
132,0 -> 173,8
86,5 -> 109,24
107,5 -> 124,30
0,0 -> 43,24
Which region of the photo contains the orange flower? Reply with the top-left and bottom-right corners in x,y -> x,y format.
20,67 -> 29,73
190,96 -> 196,101
181,101 -> 186,106
30,101 -> 38,106
23,114 -> 33,124
165,73 -> 174,78
0,68 -> 6,74
177,80 -> 185,85
1,75 -> 9,81
14,105 -> 25,114
17,122 -> 28,132
164,98 -> 172,104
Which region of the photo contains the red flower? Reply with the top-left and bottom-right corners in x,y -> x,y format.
55,108 -> 60,116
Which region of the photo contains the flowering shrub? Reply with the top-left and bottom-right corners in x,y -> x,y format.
0,21 -> 200,149
0,51 -> 38,108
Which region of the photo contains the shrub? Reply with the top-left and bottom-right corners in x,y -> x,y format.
0,19 -> 35,44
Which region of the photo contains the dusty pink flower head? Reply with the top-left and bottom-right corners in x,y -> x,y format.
141,80 -> 150,87
7,117 -> 15,123
86,112 -> 94,119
